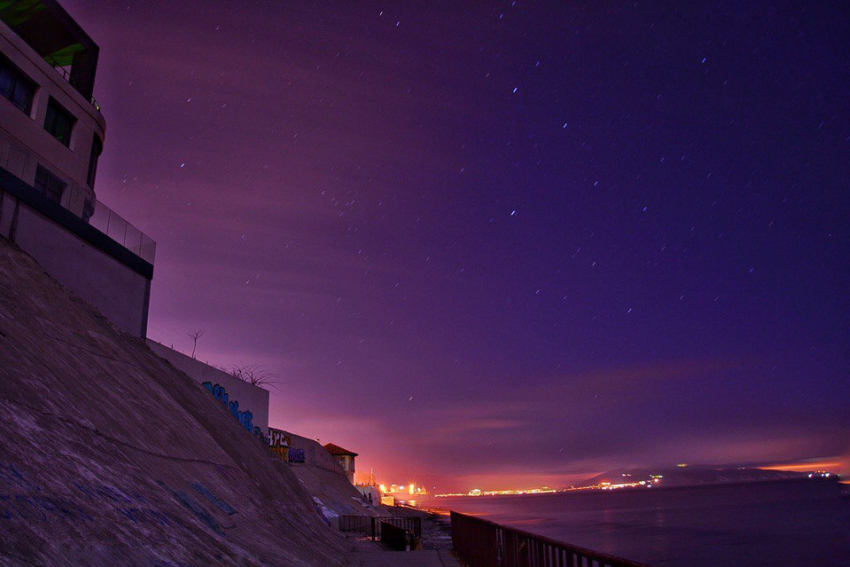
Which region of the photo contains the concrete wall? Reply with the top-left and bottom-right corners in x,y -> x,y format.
356,485 -> 380,506
335,454 -> 355,484
147,341 -> 270,436
273,429 -> 347,475
0,189 -> 151,336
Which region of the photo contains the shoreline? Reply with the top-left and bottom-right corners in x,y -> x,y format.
392,505 -> 454,551
429,475 -> 841,502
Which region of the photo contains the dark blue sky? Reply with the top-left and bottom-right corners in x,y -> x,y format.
65,0 -> 848,491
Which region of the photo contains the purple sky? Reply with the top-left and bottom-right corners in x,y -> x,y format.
64,1 -> 848,492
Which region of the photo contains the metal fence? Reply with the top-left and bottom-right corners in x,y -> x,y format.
451,511 -> 654,567
380,521 -> 410,551
338,515 -> 422,541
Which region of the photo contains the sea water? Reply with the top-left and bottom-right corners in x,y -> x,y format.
434,479 -> 850,567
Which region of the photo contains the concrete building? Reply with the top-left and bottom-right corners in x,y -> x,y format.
0,0 -> 154,337
323,443 -> 358,485
147,340 -> 270,438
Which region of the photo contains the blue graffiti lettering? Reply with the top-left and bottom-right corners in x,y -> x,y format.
72,482 -> 147,506
0,464 -> 205,530
152,560 -> 195,567
0,464 -> 41,492
118,507 -> 174,526
189,482 -> 237,516
157,481 -> 222,535
201,382 -> 255,433
13,495 -> 48,522
0,493 -> 94,523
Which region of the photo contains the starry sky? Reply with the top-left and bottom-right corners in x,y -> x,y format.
64,0 -> 847,492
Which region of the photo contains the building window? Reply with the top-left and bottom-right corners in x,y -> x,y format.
87,134 -> 102,188
34,165 -> 67,204
0,56 -> 36,115
44,97 -> 75,147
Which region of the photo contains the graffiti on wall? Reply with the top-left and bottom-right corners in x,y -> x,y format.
0,461 -> 237,542
189,482 -> 237,516
268,429 -> 290,448
156,481 -> 222,535
201,382 -> 254,433
267,428 -> 290,461
288,449 -> 305,464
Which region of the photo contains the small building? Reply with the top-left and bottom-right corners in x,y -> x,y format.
323,443 -> 358,484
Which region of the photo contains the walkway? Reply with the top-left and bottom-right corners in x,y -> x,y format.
345,549 -> 461,567
342,532 -> 461,567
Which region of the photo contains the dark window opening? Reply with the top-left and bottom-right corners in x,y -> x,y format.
87,134 -> 102,188
44,97 -> 75,147
34,165 -> 67,204
0,56 -> 36,115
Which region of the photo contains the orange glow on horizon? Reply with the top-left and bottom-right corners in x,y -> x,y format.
759,458 -> 843,473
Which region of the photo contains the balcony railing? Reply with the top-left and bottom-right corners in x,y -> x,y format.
59,186 -> 156,264
44,55 -> 101,112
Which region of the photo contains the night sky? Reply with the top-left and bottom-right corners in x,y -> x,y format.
63,1 -> 847,492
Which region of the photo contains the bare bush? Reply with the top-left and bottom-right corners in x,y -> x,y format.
188,329 -> 204,359
230,363 -> 281,390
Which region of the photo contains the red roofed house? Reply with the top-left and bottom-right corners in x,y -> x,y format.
323,443 -> 357,484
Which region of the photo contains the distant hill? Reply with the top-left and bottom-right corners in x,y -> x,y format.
577,465 -> 833,489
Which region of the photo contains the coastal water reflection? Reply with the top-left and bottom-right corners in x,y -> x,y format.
434,479 -> 850,567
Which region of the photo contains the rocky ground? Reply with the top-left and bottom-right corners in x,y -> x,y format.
420,511 -> 453,551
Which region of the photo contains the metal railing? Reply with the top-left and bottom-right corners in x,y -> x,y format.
339,515 -> 422,541
451,512 -> 654,567
45,55 -> 71,81
44,55 -> 101,112
381,520 -> 414,551
57,185 -> 156,264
